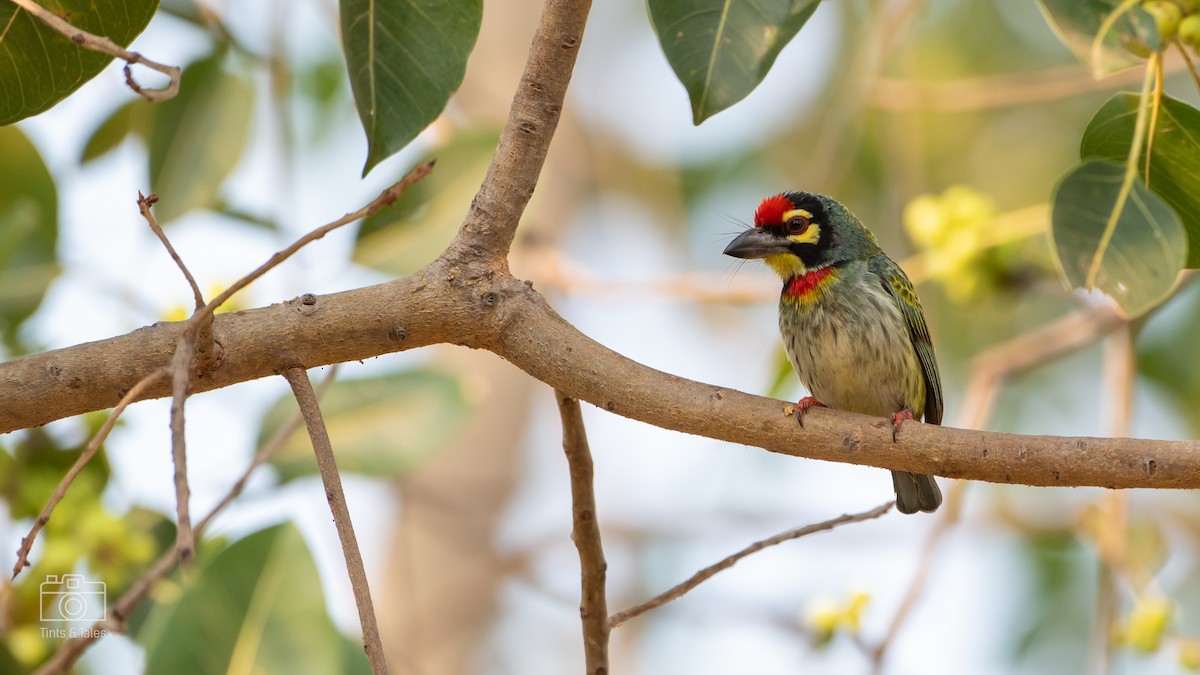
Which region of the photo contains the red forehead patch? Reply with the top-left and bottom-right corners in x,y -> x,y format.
754,194 -> 793,227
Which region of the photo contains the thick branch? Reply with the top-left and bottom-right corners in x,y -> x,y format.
3,272 -> 1199,488
449,0 -> 591,260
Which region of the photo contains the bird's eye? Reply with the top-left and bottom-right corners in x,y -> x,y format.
787,216 -> 810,235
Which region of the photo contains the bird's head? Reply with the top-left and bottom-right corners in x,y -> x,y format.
723,192 -> 873,279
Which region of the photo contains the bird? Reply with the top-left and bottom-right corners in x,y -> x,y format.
723,191 -> 943,514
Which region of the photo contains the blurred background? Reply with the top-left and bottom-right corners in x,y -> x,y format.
3,0 -> 1200,673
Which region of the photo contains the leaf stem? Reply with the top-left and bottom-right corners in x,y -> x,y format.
1091,0 -> 1145,78
1085,53 -> 1158,290
1145,53 -> 1164,184
1176,39 -> 1200,92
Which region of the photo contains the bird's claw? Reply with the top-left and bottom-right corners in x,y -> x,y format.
795,396 -> 826,428
890,409 -> 914,442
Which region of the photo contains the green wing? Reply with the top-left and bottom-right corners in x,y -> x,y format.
869,255 -> 943,425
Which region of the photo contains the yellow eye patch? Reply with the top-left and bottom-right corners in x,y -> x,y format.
781,208 -> 820,245
782,208 -> 813,221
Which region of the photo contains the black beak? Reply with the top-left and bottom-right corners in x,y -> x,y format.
723,228 -> 789,259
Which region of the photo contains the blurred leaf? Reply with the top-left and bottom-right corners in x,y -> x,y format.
148,53 -> 253,223
1037,0 -> 1159,78
354,132 -> 497,275
648,0 -> 820,124
157,0 -> 205,25
340,0 -> 482,175
0,640 -> 21,675
1137,282 -> 1200,435
139,523 -> 370,674
259,369 -> 471,482
0,0 -> 159,124
1011,530 -> 1094,670
0,426 -> 109,521
1050,159 -> 1185,317
766,347 -> 796,400
1081,92 -> 1200,268
80,98 -> 154,163
0,127 -> 58,347
295,54 -> 352,143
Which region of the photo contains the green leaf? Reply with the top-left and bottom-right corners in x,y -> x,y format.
1037,0 -> 1159,78
147,54 -> 253,223
1138,283 -> 1200,436
80,98 -> 154,163
647,0 -> 821,124
0,127 -> 58,347
0,0 -> 159,124
1050,159 -> 1186,317
340,0 -> 482,176
355,131 -> 496,275
259,369 -> 471,482
1081,92 -> 1200,268
139,523 -> 370,674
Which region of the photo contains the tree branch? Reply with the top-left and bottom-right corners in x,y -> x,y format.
11,368 -> 167,579
283,367 -> 388,675
448,0 -> 591,261
10,0 -> 182,101
139,192 -> 204,310
608,502 -> 894,628
555,390 -> 609,674
3,272 -> 1200,489
32,366 -> 340,675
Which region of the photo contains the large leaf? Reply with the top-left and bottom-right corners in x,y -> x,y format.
647,0 -> 821,124
0,127 -> 58,347
0,0 -> 159,124
146,54 -> 252,223
1050,159 -> 1186,317
1081,92 -> 1200,268
355,131 -> 496,275
259,369 -> 471,483
139,523 -> 371,674
1037,0 -> 1158,79
340,0 -> 482,176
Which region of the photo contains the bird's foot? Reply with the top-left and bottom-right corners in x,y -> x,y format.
890,409 -> 914,442
795,396 -> 826,428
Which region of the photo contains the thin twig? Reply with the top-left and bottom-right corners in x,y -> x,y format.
868,482 -> 966,673
161,161 -> 434,564
554,390 -> 610,674
168,338 -> 196,563
139,187 -> 207,566
11,368 -> 167,579
33,366 -> 339,675
9,0 -> 182,101
282,367 -> 388,675
608,502 -> 894,629
1176,40 -> 1200,92
203,161 -> 434,318
867,57 -> 1188,113
138,192 -> 204,309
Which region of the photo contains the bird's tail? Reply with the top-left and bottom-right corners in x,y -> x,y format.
891,471 -> 942,514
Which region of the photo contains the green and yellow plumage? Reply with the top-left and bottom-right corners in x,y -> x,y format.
724,192 -> 943,514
